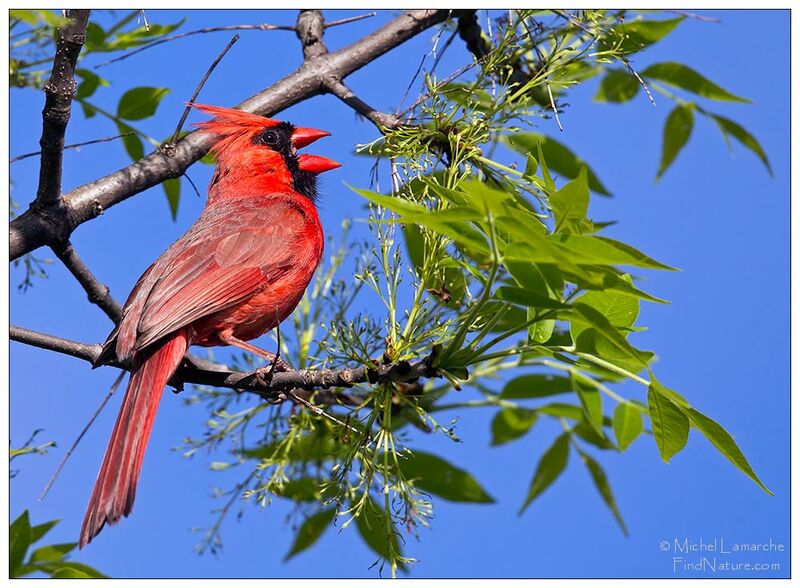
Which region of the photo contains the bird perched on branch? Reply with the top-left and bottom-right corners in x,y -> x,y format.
79,103 -> 340,548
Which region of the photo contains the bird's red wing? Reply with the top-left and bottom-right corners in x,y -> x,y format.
130,203 -> 302,353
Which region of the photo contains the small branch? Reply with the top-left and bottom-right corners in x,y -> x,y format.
167,34 -> 240,148
296,10 -> 328,60
50,240 -> 122,323
94,22 -> 296,69
33,9 -> 90,209
326,80 -> 402,130
302,10 -> 402,132
10,325 -> 440,401
11,132 -> 134,163
324,12 -> 377,28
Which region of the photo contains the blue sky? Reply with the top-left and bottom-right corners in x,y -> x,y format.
10,10 -> 789,578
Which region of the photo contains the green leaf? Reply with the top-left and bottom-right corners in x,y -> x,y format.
355,497 -> 403,565
403,223 -> 425,271
491,407 -> 538,446
710,114 -> 772,175
658,105 -> 694,178
399,450 -> 494,503
505,235 -> 676,271
519,433 -> 570,514
573,375 -> 603,434
647,384 -> 689,462
550,166 -> 590,233
74,69 -> 107,100
494,286 -> 570,309
504,133 -> 611,195
577,447 -> 629,535
51,567 -> 92,579
594,69 -> 640,103
642,62 -> 750,103
613,403 -> 644,451
573,419 -> 617,450
524,153 -> 538,178
163,177 -> 180,220
572,274 -> 640,343
571,303 -> 649,369
117,122 -> 144,161
83,22 -> 108,51
29,542 -> 76,563
117,86 -> 170,121
278,478 -> 326,502
29,519 -> 59,544
603,17 -> 683,54
34,561 -> 107,578
353,185 -> 492,256
10,510 -> 32,577
686,408 -> 773,495
501,374 -> 572,399
285,507 -> 336,560
536,403 -> 585,420
528,306 -> 555,344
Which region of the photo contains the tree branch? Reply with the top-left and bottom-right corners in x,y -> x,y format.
50,240 -> 122,323
326,80 -> 402,130
10,9 -> 449,262
10,325 -> 439,402
33,9 -> 90,210
297,10 -> 402,131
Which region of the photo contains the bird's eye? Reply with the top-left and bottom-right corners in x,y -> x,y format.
259,129 -> 279,147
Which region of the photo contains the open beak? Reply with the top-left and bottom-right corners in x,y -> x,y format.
291,126 -> 340,174
291,127 -> 331,149
297,154 -> 341,174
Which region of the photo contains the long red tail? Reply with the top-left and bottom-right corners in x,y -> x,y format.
79,331 -> 188,548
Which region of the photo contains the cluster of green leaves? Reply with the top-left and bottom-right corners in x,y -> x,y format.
10,10 -> 184,217
178,9 -> 771,577
590,17 -> 772,177
10,511 -> 107,578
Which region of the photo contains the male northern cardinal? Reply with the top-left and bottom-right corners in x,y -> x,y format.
79,103 -> 340,548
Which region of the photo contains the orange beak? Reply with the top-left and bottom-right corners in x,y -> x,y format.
291,126 -> 339,174
291,127 -> 331,149
297,154 -> 341,174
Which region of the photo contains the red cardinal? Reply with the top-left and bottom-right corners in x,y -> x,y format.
79,103 -> 339,548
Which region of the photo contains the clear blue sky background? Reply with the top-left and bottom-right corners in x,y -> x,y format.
10,10 -> 789,579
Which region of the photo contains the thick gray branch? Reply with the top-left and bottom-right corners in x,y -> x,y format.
10,9 -> 449,261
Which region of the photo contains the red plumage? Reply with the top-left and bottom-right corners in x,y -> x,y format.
79,103 -> 340,548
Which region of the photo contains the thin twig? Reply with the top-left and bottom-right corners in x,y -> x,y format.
11,132 -> 134,163
287,390 -> 370,444
139,9 -> 150,32
623,60 -> 656,106
94,23 -> 295,69
667,10 -> 721,23
546,83 -> 564,131
183,172 -> 201,198
168,34 -> 240,147
323,12 -> 377,28
39,370 -> 126,501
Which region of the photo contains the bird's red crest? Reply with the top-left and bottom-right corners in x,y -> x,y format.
189,102 -> 281,158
